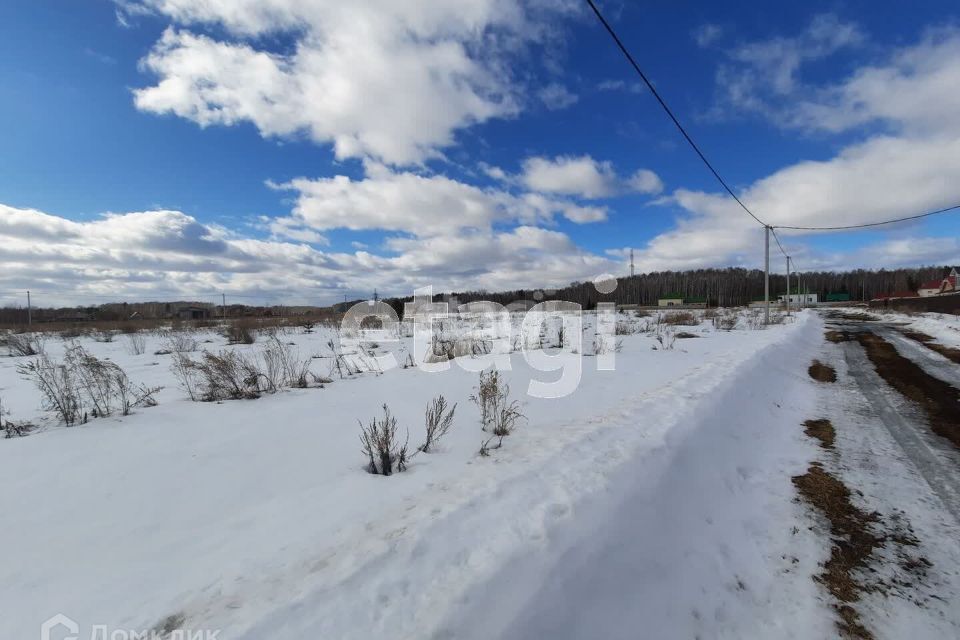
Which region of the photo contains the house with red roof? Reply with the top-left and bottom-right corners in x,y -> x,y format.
918,267 -> 958,297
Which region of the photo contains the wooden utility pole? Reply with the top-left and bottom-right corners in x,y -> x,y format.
764,227 -> 770,325
785,256 -> 791,316
27,290 -> 32,326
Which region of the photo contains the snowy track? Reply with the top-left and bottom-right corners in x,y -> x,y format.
430,314 -> 831,640
840,334 -> 960,525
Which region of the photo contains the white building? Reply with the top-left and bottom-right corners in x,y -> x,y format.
777,292 -> 818,304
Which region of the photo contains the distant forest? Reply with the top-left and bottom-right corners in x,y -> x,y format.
385,265 -> 956,312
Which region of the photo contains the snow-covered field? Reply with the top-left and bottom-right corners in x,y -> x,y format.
2,308 -> 819,638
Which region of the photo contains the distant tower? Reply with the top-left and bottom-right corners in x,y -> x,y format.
373,288 -> 378,304
630,249 -> 635,277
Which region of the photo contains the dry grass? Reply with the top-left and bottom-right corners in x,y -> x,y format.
662,311 -> 698,326
793,463 -> 880,639
808,360 -> 838,383
856,331 -> 960,450
825,330 -> 850,343
897,329 -> 960,365
804,419 -> 836,449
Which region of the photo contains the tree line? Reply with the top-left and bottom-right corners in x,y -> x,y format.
384,265 -> 955,312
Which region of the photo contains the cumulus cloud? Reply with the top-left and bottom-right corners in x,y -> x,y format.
0,203 -> 616,307
786,27 -> 960,134
626,22 -> 960,273
269,163 -> 611,236
519,155 -> 663,199
125,0 -> 576,165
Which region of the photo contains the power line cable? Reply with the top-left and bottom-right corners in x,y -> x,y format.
584,0 -> 767,228
772,203 -> 960,231
585,1 -> 960,235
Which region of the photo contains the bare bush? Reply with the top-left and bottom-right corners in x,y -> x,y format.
327,338 -> 362,378
160,331 -> 199,354
172,339 -> 316,401
225,320 -> 256,345
359,404 -> 409,475
471,369 -> 525,453
653,329 -> 676,350
193,350 -> 263,401
615,320 -> 639,335
6,333 -> 44,357
713,313 -> 738,331
126,333 -> 147,355
170,352 -> 202,401
662,311 -> 698,326
420,395 -> 456,453
17,356 -> 82,424
17,346 -> 159,424
1,397 -> 35,438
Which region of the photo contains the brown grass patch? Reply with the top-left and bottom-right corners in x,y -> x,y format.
662,311 -> 698,326
804,419 -> 836,449
809,360 -> 838,383
856,332 -> 960,450
825,330 -> 851,343
897,329 -> 960,365
793,463 -> 881,639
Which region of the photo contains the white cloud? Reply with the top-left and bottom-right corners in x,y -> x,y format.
625,22 -> 960,273
537,82 -> 578,110
710,13 -> 864,119
125,0 -> 575,165
519,155 -> 663,198
693,24 -> 723,48
787,27 -> 960,134
629,131 -> 960,271
0,202 -> 616,306
271,163 -> 611,236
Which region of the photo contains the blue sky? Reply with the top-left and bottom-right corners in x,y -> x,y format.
1,0 -> 959,306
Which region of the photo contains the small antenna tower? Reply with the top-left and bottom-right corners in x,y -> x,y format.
630,249 -> 635,277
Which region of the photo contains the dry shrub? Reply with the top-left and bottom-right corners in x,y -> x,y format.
17,346 -> 160,424
6,333 -> 44,357
662,311 -> 698,326
173,337 -> 316,401
126,333 -> 147,355
175,350 -> 262,401
359,404 -> 409,475
615,320 -> 639,335
225,320 -> 256,344
471,368 -> 525,454
713,313 -> 738,331
420,395 -> 456,453
160,331 -> 199,354
0,396 -> 35,438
